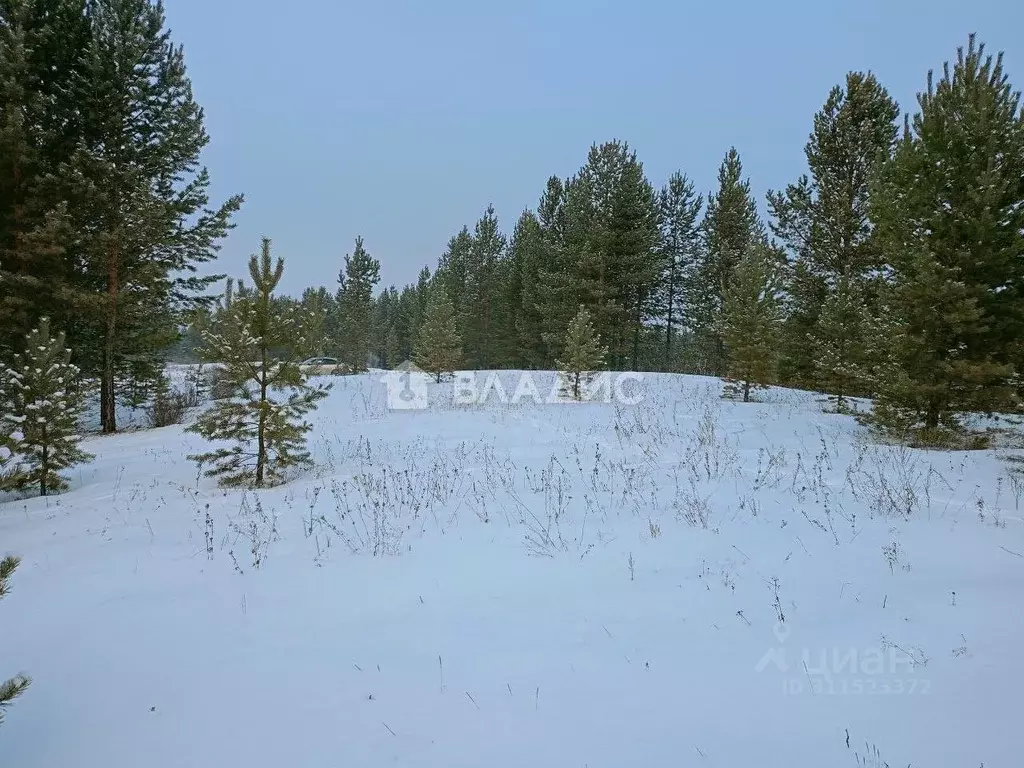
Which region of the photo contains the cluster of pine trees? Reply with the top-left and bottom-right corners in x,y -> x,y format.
0,0 -> 241,435
5,14 -> 1024,469
292,35 -> 1019,441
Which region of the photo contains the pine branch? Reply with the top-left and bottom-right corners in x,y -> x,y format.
0,674 -> 31,721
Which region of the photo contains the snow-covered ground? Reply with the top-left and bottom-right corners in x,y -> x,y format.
1,371 -> 1022,767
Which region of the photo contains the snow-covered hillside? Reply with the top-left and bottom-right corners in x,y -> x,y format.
1,372 -> 1021,767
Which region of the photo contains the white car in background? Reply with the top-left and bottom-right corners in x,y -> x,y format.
298,357 -> 347,376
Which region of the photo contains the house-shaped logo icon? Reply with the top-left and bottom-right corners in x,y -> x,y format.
381,360 -> 430,410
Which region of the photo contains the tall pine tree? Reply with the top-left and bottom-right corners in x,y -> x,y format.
336,236 -> 380,372
460,205 -> 506,369
536,141 -> 660,368
656,171 -> 703,371
68,0 -> 242,433
694,148 -> 765,376
507,210 -> 547,368
768,72 -> 899,388
0,0 -> 88,360
871,36 -> 1024,432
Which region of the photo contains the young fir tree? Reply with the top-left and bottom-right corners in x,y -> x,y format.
556,306 -> 608,401
187,240 -> 330,488
0,555 -> 30,726
414,287 -> 462,383
720,244 -> 782,402
68,0 -> 242,433
768,72 -> 899,388
336,236 -> 380,372
695,148 -> 765,376
0,318 -> 92,496
656,171 -> 704,371
870,36 -> 1024,434
812,273 -> 872,412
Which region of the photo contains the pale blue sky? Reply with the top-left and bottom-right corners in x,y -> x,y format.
164,0 -> 1022,295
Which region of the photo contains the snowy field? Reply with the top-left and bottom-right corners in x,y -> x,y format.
1,371 -> 1022,767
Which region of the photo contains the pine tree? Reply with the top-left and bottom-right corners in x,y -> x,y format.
68,0 -> 242,433
395,283 -> 421,363
297,287 -> 331,360
812,273 -> 871,412
505,210 -> 546,368
695,148 -> 765,376
336,236 -> 380,372
0,554 -> 30,726
721,243 -> 782,402
0,318 -> 92,496
870,36 -> 1024,434
434,227 -> 472,332
768,72 -> 899,387
0,0 -> 88,360
556,306 -> 608,401
536,142 -> 660,369
367,286 -> 394,368
656,171 -> 703,371
414,287 -> 462,383
187,240 -> 330,488
384,325 -> 401,369
460,205 -> 506,369
537,175 -> 566,236
579,142 -> 660,367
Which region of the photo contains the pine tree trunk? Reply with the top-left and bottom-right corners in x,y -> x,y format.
101,242 -> 120,434
665,276 -> 675,372
40,427 -> 48,497
255,347 -> 268,487
743,380 -> 750,403
632,311 -> 641,372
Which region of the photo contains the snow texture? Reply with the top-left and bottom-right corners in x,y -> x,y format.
1,371 -> 1022,767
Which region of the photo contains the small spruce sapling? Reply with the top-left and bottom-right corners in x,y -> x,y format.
0,319 -> 92,496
